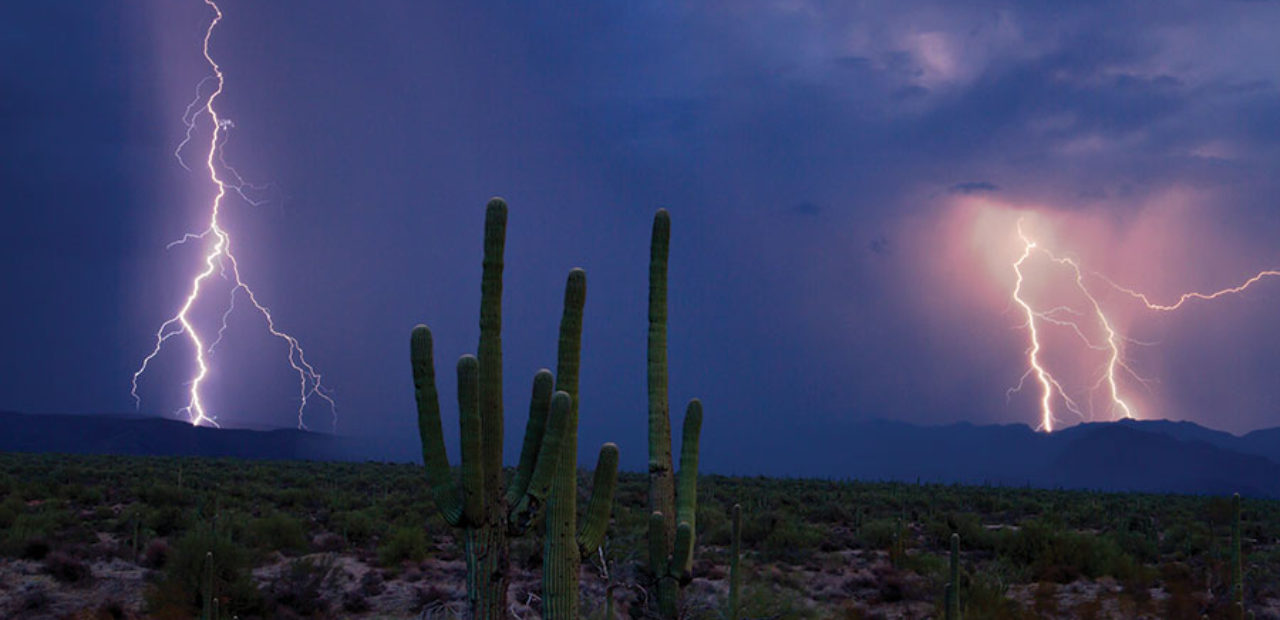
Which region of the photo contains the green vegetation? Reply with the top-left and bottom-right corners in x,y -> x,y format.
0,452 -> 1277,617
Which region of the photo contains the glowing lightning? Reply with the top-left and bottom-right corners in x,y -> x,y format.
1010,220 -> 1136,431
1102,271 -> 1280,312
132,0 -> 335,431
1008,217 -> 1280,432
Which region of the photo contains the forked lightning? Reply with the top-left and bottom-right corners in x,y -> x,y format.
132,0 -> 335,430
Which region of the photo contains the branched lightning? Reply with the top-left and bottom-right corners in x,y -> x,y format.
132,0 -> 335,431
1009,217 -> 1278,432
1010,221 -> 1137,431
1101,271 -> 1280,312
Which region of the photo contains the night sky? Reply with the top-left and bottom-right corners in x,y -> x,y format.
5,2 -> 1280,473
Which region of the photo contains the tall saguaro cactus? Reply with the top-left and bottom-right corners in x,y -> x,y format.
647,209 -> 704,617
412,198 -> 572,619
543,269 -> 621,619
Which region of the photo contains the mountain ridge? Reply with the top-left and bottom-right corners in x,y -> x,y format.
3,410 -> 1279,497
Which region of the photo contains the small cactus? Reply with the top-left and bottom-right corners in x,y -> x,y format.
1231,493 -> 1243,618
946,533 -> 960,620
729,503 -> 742,620
201,551 -> 214,620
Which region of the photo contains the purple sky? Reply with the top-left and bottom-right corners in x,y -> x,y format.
4,2 -> 1280,471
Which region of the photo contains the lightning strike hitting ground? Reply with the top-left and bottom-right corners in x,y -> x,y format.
1009,221 -> 1135,431
131,0 -> 335,431
1008,218 -> 1279,432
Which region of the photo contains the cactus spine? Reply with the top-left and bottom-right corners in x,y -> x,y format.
946,533 -> 959,620
543,269 -> 620,619
412,198 -> 574,619
647,209 -> 704,618
729,503 -> 742,620
1231,493 -> 1243,617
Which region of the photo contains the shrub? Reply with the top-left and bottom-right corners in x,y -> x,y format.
248,513 -> 308,554
858,519 -> 899,550
998,518 -> 1139,582
142,538 -> 170,569
332,510 -> 379,546
762,516 -> 825,563
43,551 -> 92,584
377,526 -> 428,566
266,555 -> 336,616
146,523 -> 262,618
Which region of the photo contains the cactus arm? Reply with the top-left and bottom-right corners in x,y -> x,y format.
649,511 -> 668,577
675,399 -> 702,536
947,533 -> 960,619
648,209 -> 676,546
543,270 -> 588,620
555,269 -> 586,400
457,355 -> 485,526
672,521 -> 694,583
478,198 -> 506,516
509,387 -> 569,534
506,369 -> 554,508
410,325 -> 463,526
577,442 -> 620,556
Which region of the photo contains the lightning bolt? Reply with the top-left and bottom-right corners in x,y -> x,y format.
1008,217 -> 1279,432
1101,270 -> 1280,312
1010,220 -> 1136,432
131,0 -> 335,431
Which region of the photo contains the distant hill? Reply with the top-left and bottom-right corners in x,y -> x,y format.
4,410 -> 1280,497
703,416 -> 1280,498
0,411 -> 340,461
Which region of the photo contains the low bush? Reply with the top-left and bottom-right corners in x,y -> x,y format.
43,551 -> 92,584
248,512 -> 308,554
377,525 -> 428,566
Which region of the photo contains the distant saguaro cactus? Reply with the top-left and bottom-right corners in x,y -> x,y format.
412,198 -> 577,619
543,269 -> 620,620
646,209 -> 704,618
946,533 -> 959,620
729,503 -> 742,620
1231,493 -> 1243,618
201,551 -> 214,620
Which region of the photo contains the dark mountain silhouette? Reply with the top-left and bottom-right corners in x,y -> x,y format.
704,415 -> 1280,498
0,411 -> 339,461
1042,423 -> 1280,497
4,410 -> 1280,497
1239,426 -> 1280,464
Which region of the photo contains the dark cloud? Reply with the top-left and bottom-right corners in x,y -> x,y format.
949,181 -> 999,195
869,235 -> 892,257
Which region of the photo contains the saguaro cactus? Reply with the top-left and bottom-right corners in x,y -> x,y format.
647,209 -> 704,617
543,269 -> 620,619
729,503 -> 742,620
946,533 -> 960,620
1231,493 -> 1243,617
412,198 -> 573,619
